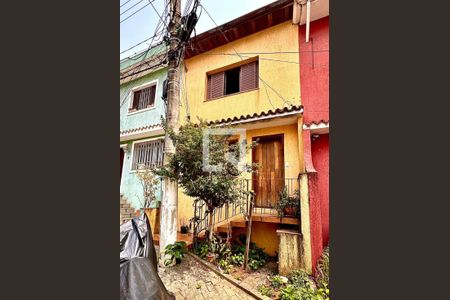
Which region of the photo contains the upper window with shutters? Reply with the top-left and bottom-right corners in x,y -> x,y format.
206,59 -> 259,101
128,80 -> 158,115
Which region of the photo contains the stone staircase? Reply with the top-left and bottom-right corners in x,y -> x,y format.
120,195 -> 136,224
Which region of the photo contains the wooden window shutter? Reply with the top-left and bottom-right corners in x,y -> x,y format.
240,61 -> 258,92
207,75 -> 211,99
132,90 -> 141,110
148,85 -> 156,107
208,72 -> 225,99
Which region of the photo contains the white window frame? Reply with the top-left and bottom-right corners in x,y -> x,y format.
129,137 -> 164,173
128,79 -> 158,115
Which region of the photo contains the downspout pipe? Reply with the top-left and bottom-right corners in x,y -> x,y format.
306,0 -> 311,42
292,0 -> 312,43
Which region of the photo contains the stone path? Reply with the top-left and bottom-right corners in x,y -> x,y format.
157,249 -> 256,300
227,261 -> 278,294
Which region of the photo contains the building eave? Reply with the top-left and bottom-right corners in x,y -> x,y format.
120,124 -> 164,142
206,105 -> 304,127
185,0 -> 294,59
303,120 -> 329,134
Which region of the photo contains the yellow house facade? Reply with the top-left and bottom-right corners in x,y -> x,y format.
176,2 -> 305,256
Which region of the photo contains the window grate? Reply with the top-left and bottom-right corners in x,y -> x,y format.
131,139 -> 164,170
131,85 -> 156,111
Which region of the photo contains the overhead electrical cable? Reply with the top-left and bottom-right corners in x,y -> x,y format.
120,2 -> 150,23
121,0 -> 146,16
120,0 -> 134,8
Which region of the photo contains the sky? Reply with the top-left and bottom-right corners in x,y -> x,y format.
120,0 -> 275,60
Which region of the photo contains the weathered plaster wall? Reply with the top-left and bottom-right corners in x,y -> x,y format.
299,17 -> 329,124
181,21 -> 301,123
120,68 -> 167,133
120,67 -> 167,209
120,137 -> 164,209
311,134 -> 329,246
298,16 -> 329,273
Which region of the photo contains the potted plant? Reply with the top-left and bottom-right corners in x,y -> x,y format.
180,219 -> 189,234
206,252 -> 216,263
276,188 -> 300,217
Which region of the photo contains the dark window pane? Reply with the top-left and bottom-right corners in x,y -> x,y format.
225,67 -> 240,95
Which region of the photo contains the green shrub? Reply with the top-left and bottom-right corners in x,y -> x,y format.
210,234 -> 231,260
268,267 -> 329,300
164,241 -> 187,266
257,284 -> 274,297
194,242 -> 209,258
218,259 -> 234,274
280,284 -> 328,300
315,247 -> 329,289
231,237 -> 268,270
291,270 -> 315,289
229,253 -> 244,266
271,275 -> 288,288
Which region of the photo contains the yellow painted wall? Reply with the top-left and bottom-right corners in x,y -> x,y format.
175,123 -> 301,230
175,21 -> 303,236
233,222 -> 280,256
177,188 -> 195,230
181,21 -> 300,122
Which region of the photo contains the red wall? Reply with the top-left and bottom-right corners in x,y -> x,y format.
311,134 -> 329,246
299,16 -> 329,125
299,16 -> 330,272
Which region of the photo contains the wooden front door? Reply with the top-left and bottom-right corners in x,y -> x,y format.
252,135 -> 284,208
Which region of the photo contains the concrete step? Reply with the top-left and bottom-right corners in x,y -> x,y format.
120,197 -> 135,224
216,219 -> 246,233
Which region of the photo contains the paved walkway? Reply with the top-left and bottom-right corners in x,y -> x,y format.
157,250 -> 255,300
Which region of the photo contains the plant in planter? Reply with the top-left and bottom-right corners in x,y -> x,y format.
180,218 -> 189,234
276,188 -> 300,217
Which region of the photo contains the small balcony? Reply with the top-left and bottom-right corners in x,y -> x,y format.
192,177 -> 301,237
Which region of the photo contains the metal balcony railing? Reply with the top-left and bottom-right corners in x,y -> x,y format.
191,177 -> 300,238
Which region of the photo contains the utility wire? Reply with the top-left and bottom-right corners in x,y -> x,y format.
186,48 -> 300,65
183,0 -> 194,16
121,0 -> 146,16
148,0 -> 169,31
120,32 -> 164,55
120,0 -> 134,8
120,2 -> 150,23
121,0 -> 170,68
120,1 -> 170,106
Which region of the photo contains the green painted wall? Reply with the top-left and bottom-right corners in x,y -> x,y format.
120,137 -> 164,209
120,65 -> 167,209
120,67 -> 167,133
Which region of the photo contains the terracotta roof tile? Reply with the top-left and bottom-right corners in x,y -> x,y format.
303,119 -> 329,127
206,105 -> 303,126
